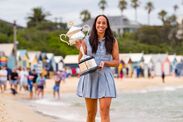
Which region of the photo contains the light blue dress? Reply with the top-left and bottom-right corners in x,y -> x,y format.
77,36 -> 117,99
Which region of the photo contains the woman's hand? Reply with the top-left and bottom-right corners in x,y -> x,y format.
74,40 -> 83,50
99,61 -> 105,70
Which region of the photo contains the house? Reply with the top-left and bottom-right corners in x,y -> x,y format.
54,56 -> 64,71
46,53 -> 55,71
27,51 -> 39,70
143,55 -> 153,78
63,55 -> 78,68
0,43 -> 16,69
129,53 -> 144,77
168,55 -> 177,74
81,15 -> 141,35
151,54 -> 171,76
17,50 -> 29,68
63,55 -> 79,75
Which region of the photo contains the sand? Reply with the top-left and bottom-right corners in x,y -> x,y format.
0,76 -> 183,122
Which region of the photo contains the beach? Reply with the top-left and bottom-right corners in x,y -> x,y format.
0,76 -> 183,122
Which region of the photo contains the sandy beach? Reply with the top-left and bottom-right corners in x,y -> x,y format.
0,76 -> 183,122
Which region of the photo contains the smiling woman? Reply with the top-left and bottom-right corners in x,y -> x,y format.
76,14 -> 119,122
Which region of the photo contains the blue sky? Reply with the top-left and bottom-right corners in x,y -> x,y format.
0,0 -> 183,27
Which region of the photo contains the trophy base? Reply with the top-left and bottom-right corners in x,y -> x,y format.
80,66 -> 98,76
78,56 -> 98,76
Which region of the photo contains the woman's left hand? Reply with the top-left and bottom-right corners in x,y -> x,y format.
99,61 -> 105,70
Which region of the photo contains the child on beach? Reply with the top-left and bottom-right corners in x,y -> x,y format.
0,66 -> 8,92
53,71 -> 62,99
36,73 -> 46,98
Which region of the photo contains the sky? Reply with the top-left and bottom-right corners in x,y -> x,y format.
0,0 -> 183,27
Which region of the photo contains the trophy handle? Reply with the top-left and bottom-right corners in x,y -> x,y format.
82,24 -> 90,36
59,34 -> 70,45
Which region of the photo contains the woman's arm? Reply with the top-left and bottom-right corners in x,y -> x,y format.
99,39 -> 120,68
76,40 -> 87,62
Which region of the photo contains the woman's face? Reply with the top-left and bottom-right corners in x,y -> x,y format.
96,16 -> 108,35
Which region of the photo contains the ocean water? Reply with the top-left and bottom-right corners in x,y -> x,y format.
23,86 -> 183,122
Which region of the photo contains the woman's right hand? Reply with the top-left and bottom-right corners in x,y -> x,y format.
74,40 -> 83,50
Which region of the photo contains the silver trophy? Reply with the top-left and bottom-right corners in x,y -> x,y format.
60,25 -> 98,75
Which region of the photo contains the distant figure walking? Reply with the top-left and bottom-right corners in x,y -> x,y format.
161,72 -> 165,83
36,73 -> 46,99
53,71 -> 62,99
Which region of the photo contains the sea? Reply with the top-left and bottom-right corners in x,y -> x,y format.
22,86 -> 183,122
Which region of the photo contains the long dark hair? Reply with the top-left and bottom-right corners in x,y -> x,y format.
89,15 -> 115,54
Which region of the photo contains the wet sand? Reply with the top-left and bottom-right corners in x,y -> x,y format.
0,76 -> 183,122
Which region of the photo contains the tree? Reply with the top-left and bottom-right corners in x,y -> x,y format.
131,0 -> 140,22
145,1 -> 154,25
98,0 -> 107,14
158,10 -> 167,25
118,0 -> 127,15
80,10 -> 91,23
27,7 -> 50,27
173,4 -> 178,15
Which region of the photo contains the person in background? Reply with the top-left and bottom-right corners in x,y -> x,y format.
19,67 -> 29,91
0,66 -> 8,92
27,68 -> 34,99
9,68 -> 19,92
36,73 -> 46,98
161,71 -> 165,83
75,15 -> 119,122
31,69 -> 38,96
53,71 -> 62,99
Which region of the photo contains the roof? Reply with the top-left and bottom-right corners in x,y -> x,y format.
17,50 -> 28,60
27,51 -> 39,62
129,53 -> 143,62
168,55 -> 177,62
151,54 -> 168,63
54,56 -> 63,63
176,56 -> 183,62
63,55 -> 78,64
46,53 -> 54,60
119,53 -> 130,64
143,55 -> 152,64
0,43 -> 14,56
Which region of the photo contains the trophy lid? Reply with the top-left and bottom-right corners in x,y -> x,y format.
66,26 -> 82,37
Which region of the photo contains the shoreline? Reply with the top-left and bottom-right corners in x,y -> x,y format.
0,76 -> 183,122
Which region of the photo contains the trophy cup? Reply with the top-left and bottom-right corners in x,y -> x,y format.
59,25 -> 98,76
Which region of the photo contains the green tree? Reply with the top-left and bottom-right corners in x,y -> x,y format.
131,0 -> 140,22
98,0 -> 107,14
27,7 -> 50,27
118,0 -> 127,15
145,1 -> 154,25
80,10 -> 91,22
158,10 -> 167,25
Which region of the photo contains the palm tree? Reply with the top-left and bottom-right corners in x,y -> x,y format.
158,10 -> 167,25
145,1 -> 154,25
118,0 -> 128,15
131,0 -> 140,22
27,7 -> 50,27
80,10 -> 91,23
98,0 -> 107,14
173,4 -> 178,15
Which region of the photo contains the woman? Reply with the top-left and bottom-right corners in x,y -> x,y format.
76,15 -> 119,122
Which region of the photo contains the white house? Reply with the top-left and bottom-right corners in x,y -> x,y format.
54,56 -> 64,71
